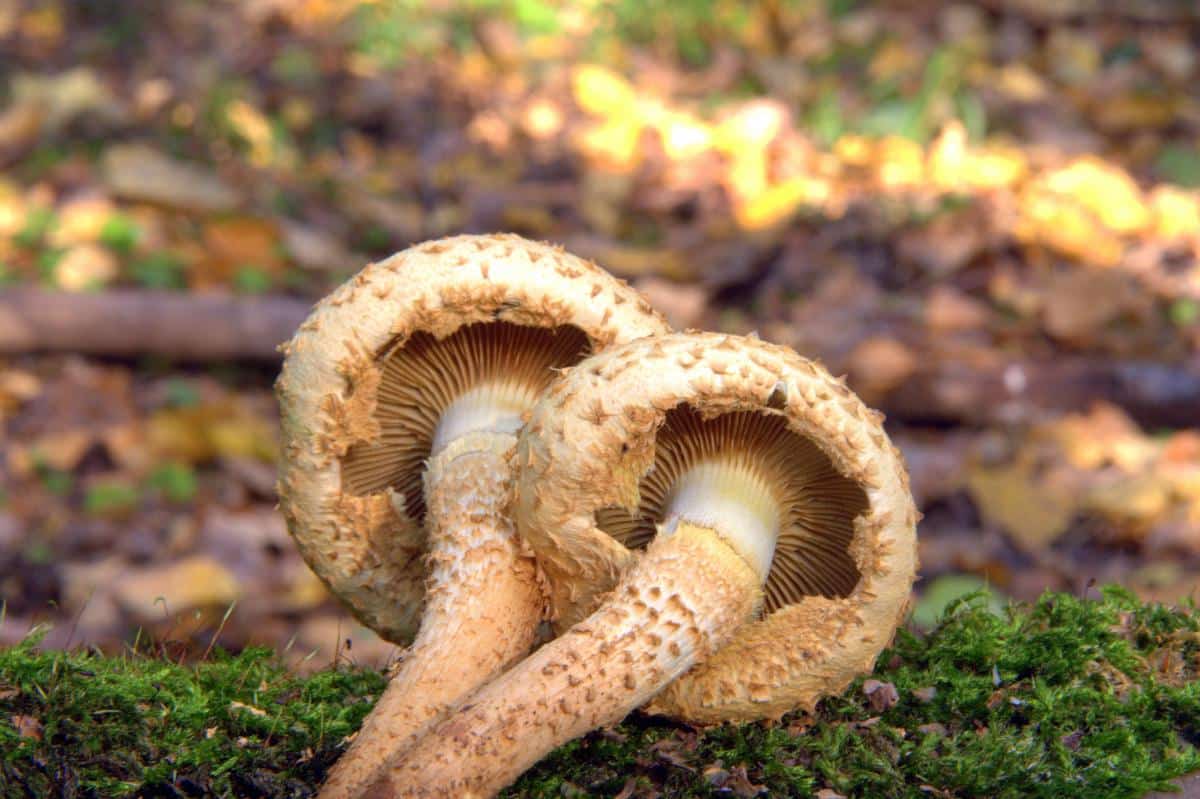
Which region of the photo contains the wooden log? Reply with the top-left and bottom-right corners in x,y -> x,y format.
0,289 -> 310,362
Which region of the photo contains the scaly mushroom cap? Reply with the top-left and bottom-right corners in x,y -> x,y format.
276,234 -> 668,643
515,331 -> 918,722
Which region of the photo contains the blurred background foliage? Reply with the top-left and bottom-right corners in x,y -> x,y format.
1,0 -> 1199,673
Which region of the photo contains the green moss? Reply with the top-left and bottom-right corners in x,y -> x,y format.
1,588 -> 1197,798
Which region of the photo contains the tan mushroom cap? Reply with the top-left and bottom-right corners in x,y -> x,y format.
276,233 -> 668,643
515,331 -> 918,722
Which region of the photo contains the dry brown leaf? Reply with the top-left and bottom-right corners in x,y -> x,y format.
847,337 -> 918,402
11,714 -> 42,741
1041,269 -> 1149,344
196,217 -> 283,287
925,286 -> 991,332
1043,403 -> 1154,471
1084,475 -> 1172,531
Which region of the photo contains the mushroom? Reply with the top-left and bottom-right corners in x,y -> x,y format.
275,234 -> 668,798
371,331 -> 918,798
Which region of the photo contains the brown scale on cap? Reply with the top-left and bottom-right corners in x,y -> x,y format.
373,332 -> 917,798
275,234 -> 667,799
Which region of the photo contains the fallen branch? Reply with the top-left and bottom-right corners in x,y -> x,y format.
884,357 -> 1200,429
0,289 -> 310,362
2,289 -> 1198,427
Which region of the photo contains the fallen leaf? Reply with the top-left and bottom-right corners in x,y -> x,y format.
967,460 -> 1077,551
924,286 -> 991,332
1150,186 -> 1200,240
863,679 -> 900,712
1041,268 -> 1149,344
102,144 -> 239,213
113,556 -> 241,622
572,64 -> 638,117
53,244 -> 118,291
1084,475 -> 1172,531
11,67 -> 122,134
11,714 -> 42,740
846,337 -> 918,402
1044,403 -> 1154,471
48,194 -> 115,248
197,217 -> 283,287
1042,157 -> 1151,234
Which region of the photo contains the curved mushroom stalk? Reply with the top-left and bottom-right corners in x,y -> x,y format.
371,523 -> 758,799
275,234 -> 668,799
318,432 -> 540,797
370,332 -> 918,798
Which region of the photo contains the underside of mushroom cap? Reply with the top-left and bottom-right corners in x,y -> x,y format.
275,234 -> 668,643
515,331 -> 918,721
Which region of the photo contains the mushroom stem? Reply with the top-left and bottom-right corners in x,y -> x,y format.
319,431 -> 542,799
369,522 -> 761,799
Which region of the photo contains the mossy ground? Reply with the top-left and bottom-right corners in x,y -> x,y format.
1,587 -> 1197,798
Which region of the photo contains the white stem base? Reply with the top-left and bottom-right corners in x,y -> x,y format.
661,459 -> 781,581
431,383 -> 538,454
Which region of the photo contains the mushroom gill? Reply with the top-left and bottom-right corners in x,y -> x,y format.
596,405 -> 866,612
341,320 -> 590,519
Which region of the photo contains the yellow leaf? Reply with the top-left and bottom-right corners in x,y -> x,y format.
967,461 -> 1077,551
1092,94 -> 1177,133
572,64 -> 637,117
713,100 -> 786,154
1084,475 -> 1171,528
876,136 -> 925,188
1016,188 -> 1124,267
1042,403 -> 1154,472
962,145 -> 1028,190
654,111 -> 712,161
148,401 -> 278,464
1042,157 -> 1151,235
226,100 -> 276,167
113,556 -> 241,621
993,63 -> 1049,102
735,177 -> 829,231
834,134 -> 875,167
576,118 -> 643,172
1150,186 -> 1200,239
